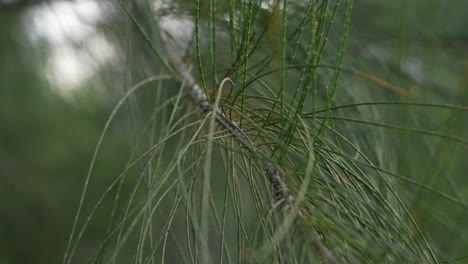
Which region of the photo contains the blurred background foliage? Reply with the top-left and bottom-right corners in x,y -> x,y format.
0,0 -> 467,263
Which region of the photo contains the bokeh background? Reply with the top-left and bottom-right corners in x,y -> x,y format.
1,0 -> 467,263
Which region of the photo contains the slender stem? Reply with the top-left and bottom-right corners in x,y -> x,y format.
157,16 -> 337,263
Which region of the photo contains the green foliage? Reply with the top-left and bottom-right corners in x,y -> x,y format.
64,0 -> 468,263
1,0 -> 467,263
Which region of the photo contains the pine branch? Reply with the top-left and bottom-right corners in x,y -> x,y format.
158,20 -> 337,264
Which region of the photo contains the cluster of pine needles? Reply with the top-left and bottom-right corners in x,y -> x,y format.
63,0 -> 468,263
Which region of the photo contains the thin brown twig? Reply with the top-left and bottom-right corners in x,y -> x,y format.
158,21 -> 337,263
